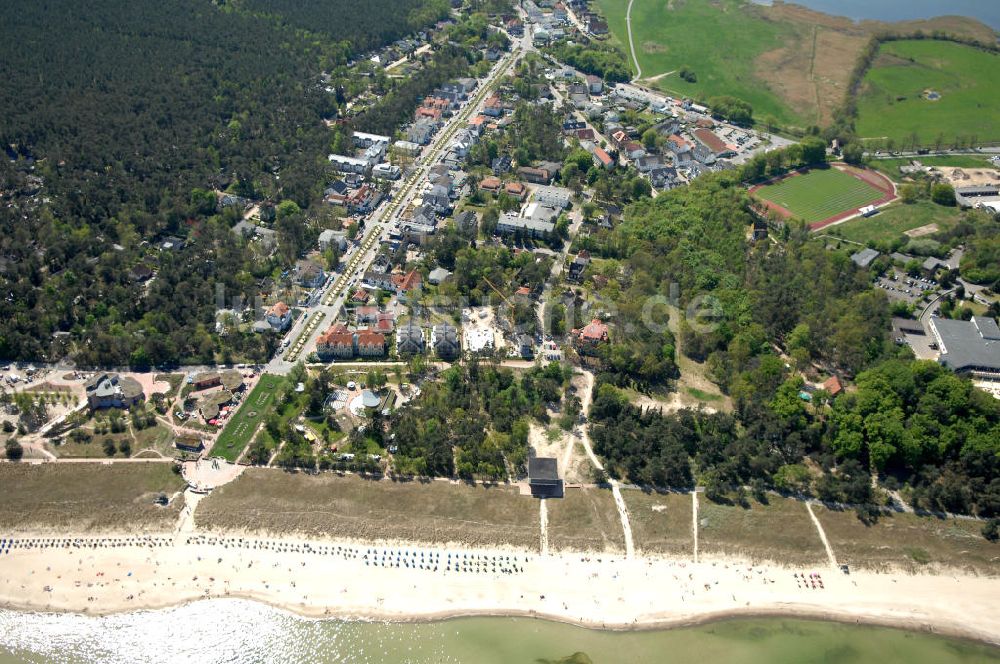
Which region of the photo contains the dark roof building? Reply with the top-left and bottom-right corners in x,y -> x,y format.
930,316 -> 1000,378
528,457 -> 563,498
432,322 -> 461,360
396,321 -> 426,356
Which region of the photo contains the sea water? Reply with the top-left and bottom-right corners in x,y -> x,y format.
0,599 -> 998,663
752,0 -> 1000,32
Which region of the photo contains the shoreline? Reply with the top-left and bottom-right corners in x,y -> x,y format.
1,530 -> 998,647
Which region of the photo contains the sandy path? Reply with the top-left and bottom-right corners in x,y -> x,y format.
692,490 -> 699,563
539,499 -> 549,555
806,501 -> 838,569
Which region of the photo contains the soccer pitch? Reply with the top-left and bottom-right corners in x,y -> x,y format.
754,168 -> 886,223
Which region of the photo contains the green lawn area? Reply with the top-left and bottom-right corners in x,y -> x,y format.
546,487 -> 625,553
698,496 -> 828,566
595,0 -> 803,126
213,374 -> 285,462
754,168 -> 885,223
827,200 -> 964,246
856,40 -> 1000,147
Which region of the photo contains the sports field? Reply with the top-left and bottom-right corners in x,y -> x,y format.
856,40 -> 1000,147
752,167 -> 888,224
213,373 -> 285,462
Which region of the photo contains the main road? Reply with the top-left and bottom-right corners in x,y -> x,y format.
266,35 -> 527,375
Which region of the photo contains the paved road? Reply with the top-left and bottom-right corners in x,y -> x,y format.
265,39 -> 525,375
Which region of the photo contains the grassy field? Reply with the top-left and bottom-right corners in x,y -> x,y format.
196,470 -> 540,549
754,168 -> 885,223
815,506 -> 999,575
826,200 -> 964,246
856,40 -> 1000,146
213,374 -> 285,462
622,489 -> 693,557
596,0 -> 804,126
546,487 -> 625,553
0,463 -> 185,532
698,496 -> 828,566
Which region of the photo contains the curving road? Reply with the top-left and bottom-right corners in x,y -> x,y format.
625,0 -> 642,81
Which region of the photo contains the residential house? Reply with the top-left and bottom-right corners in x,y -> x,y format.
483,94 -> 503,117
432,323 -> 461,360
568,250 -> 590,282
328,154 -> 371,175
492,154 -> 513,175
480,175 -> 502,193
396,321 -> 426,355
666,135 -> 693,164
296,260 -> 325,288
407,121 -> 437,145
573,318 -> 609,355
533,185 -> 572,209
316,324 -> 355,360
623,141 -> 646,160
497,212 -> 555,237
392,269 -> 422,299
373,163 -> 401,180
454,210 -> 478,235
504,181 -> 528,201
428,267 -> 452,285
265,301 -> 292,331
634,155 -> 663,173
318,229 -> 348,252
592,146 -> 614,169
356,329 -> 387,357
586,74 -> 603,95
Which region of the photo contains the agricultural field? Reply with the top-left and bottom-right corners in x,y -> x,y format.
814,506 -> 999,575
826,200 -> 964,247
622,489 -> 693,557
697,496 -> 828,566
0,463 -> 185,532
752,167 -> 890,224
212,374 -> 285,462
196,470 -> 540,549
546,487 -> 625,553
856,40 -> 1000,147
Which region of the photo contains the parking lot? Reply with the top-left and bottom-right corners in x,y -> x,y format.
874,269 -> 938,306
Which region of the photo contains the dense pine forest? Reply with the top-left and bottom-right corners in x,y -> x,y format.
0,0 -> 448,365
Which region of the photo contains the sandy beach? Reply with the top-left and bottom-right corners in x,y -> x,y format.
1,530 -> 998,646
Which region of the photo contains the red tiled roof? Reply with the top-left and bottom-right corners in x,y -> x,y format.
823,376 -> 843,396
504,181 -> 526,197
267,301 -> 290,316
317,324 -> 353,347
693,128 -> 729,154
351,288 -> 370,302
480,176 -> 501,190
356,329 -> 386,348
578,318 -> 609,342
593,147 -> 613,166
515,286 -> 531,296
392,269 -> 421,292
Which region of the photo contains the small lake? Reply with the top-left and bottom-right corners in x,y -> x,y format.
1,600 -> 999,663
752,0 -> 1000,31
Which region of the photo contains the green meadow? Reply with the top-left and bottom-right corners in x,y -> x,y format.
856,40 -> 1000,147
594,0 -> 803,126
827,200 -> 964,246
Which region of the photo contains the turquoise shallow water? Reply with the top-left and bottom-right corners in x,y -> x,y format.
0,600 -> 998,663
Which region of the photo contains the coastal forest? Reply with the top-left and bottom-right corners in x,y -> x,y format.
579,170 -> 999,520
0,0 -> 451,366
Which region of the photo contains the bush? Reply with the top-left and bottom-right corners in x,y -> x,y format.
119,440 -> 132,456
984,518 -> 1000,542
4,439 -> 24,460
679,66 -> 697,83
930,183 -> 956,206
102,438 -> 116,457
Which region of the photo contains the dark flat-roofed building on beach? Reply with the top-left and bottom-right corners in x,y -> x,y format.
528,457 -> 563,498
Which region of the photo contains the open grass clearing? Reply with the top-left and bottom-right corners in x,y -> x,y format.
196,469 -> 540,549
622,489 -> 693,557
754,168 -> 886,223
856,40 -> 1000,147
826,200 -> 965,246
814,506 -> 999,575
213,374 -> 285,462
697,496 -> 828,566
0,463 -> 185,532
546,487 -> 625,553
